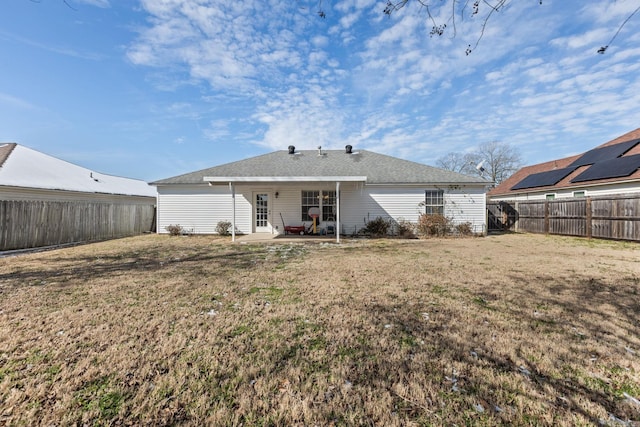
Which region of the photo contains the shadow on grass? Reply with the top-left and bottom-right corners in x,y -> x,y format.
0,245 -> 274,290
354,287 -> 639,424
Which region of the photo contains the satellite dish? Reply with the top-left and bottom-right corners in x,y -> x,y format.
475,160 -> 486,173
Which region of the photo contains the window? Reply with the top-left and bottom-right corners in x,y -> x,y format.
321,191 -> 336,221
545,194 -> 556,201
424,190 -> 444,215
573,191 -> 585,198
301,190 -> 319,221
301,190 -> 337,222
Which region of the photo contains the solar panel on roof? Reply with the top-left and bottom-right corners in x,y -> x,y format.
568,139 -> 640,168
511,167 -> 576,190
570,153 -> 640,183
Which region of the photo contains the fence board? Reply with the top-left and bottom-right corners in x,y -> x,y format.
488,194 -> 640,241
517,201 -> 547,234
0,200 -> 156,251
549,199 -> 587,236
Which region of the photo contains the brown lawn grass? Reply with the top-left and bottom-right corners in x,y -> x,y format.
0,233 -> 639,426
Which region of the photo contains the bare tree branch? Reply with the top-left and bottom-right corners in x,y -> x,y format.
598,4 -> 640,54
314,0 -> 638,56
437,141 -> 522,185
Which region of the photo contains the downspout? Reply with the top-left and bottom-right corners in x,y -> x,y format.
336,181 -> 340,243
231,182 -> 236,242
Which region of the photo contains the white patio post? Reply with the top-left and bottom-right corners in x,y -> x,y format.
229,182 -> 236,242
336,181 -> 340,243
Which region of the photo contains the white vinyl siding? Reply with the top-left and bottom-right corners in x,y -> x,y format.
444,186 -> 487,233
272,187 -> 304,235
340,185 -> 486,235
156,185 -> 250,234
157,183 -> 487,236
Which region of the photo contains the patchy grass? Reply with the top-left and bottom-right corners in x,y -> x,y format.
0,233 -> 639,426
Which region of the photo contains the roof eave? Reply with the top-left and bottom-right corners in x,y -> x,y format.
366,181 -> 490,186
203,176 -> 368,183
490,176 -> 640,197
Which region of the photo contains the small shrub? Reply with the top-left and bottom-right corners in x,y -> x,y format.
363,217 -> 391,237
416,214 -> 452,237
455,221 -> 473,236
165,224 -> 183,236
216,221 -> 232,236
395,218 -> 416,238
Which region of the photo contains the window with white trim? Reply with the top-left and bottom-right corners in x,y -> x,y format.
573,191 -> 585,198
424,190 -> 444,215
301,190 -> 319,221
321,191 -> 336,221
301,190 -> 337,222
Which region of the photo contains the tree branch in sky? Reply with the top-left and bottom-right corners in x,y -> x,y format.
315,0 -> 638,55
436,141 -> 522,185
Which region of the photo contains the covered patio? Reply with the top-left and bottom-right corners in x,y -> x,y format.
203,176 -> 367,244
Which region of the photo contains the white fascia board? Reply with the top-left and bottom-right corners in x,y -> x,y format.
365,182 -> 489,187
203,176 -> 367,183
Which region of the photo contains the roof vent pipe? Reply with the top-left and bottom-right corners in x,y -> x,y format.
288,145 -> 295,154
345,145 -> 352,154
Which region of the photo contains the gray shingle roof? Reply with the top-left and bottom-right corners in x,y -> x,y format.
151,149 -> 488,185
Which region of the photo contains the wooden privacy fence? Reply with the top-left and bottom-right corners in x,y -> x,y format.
488,194 -> 640,241
0,200 -> 156,251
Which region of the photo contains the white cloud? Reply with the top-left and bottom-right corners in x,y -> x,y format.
125,0 -> 640,169
550,28 -> 610,50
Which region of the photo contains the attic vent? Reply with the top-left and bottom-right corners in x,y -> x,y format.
288,145 -> 295,154
345,145 -> 352,154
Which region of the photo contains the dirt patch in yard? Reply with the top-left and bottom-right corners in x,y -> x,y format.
0,233 -> 639,426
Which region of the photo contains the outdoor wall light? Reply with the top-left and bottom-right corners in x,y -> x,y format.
275,192 -> 279,198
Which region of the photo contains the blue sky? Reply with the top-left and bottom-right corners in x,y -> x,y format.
1,0 -> 639,182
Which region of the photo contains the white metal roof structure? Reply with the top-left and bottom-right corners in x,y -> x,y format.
0,143 -> 156,197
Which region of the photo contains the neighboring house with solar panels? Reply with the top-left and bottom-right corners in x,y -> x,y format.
150,146 -> 490,242
489,128 -> 640,202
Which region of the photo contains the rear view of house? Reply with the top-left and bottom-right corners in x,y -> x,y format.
151,146 -> 489,241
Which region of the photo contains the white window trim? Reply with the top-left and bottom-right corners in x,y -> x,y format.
424,189 -> 444,215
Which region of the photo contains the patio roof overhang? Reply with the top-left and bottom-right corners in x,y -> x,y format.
203,176 -> 367,183
205,177 -> 360,244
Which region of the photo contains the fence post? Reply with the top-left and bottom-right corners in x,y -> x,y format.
585,197 -> 592,239
544,201 -> 550,234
